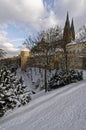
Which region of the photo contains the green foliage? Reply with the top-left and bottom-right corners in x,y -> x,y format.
48,70 -> 83,90
0,67 -> 31,117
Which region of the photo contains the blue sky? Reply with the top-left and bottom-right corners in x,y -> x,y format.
0,0 -> 86,57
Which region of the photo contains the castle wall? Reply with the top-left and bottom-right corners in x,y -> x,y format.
20,42 -> 86,70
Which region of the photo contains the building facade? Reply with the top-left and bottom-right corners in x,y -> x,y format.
63,12 -> 86,70
20,13 -> 86,70
67,41 -> 86,70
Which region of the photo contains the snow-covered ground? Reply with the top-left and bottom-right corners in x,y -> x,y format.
0,80 -> 86,129
0,68 -> 86,130
16,68 -> 55,92
17,68 -> 86,92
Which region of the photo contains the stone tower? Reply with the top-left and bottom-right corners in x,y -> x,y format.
21,46 -> 30,71
71,18 -> 75,40
63,12 -> 71,44
63,12 -> 75,44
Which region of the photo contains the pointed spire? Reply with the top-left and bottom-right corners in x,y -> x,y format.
65,11 -> 70,27
63,12 -> 71,44
66,12 -> 69,23
67,11 -> 69,18
71,18 -> 75,40
71,18 -> 74,26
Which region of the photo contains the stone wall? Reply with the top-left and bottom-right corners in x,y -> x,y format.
67,41 -> 86,70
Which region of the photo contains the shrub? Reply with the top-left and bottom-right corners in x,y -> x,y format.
0,67 -> 31,117
48,70 -> 83,90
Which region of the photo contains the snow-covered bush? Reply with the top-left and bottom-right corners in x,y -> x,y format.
0,67 -> 31,117
48,70 -> 83,90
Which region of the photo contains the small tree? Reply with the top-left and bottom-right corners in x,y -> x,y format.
0,67 -> 31,117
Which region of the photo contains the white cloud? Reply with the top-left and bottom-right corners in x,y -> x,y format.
0,0 -> 85,30
54,0 -> 86,18
53,0 -> 86,30
0,0 -> 86,58
0,31 -> 20,57
0,0 -> 58,30
33,10 -> 59,31
0,0 -> 45,25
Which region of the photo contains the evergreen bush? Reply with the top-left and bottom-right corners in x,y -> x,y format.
0,67 -> 31,117
48,70 -> 83,90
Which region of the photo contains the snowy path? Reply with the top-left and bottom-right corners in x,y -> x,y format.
0,80 -> 86,130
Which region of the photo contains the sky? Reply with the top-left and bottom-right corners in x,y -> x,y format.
0,0 -> 86,58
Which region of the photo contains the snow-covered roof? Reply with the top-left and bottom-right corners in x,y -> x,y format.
67,38 -> 86,46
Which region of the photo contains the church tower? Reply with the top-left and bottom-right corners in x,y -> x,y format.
63,12 -> 75,44
71,18 -> 75,40
63,12 -> 72,44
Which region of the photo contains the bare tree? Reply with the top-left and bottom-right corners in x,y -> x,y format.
0,49 -> 6,58
24,26 -> 62,92
78,25 -> 86,42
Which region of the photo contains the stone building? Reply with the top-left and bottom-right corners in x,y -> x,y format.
67,41 -> 86,70
63,13 -> 86,70
63,12 -> 75,45
20,13 -> 86,70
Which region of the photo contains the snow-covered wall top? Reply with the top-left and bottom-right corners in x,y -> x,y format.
67,38 -> 86,46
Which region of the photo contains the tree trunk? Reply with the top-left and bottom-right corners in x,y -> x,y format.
64,47 -> 68,73
44,69 -> 48,92
65,52 -> 68,73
